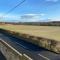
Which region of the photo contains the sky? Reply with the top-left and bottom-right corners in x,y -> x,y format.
0,0 -> 60,22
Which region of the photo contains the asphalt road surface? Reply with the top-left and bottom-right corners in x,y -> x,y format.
0,32 -> 60,60
0,51 -> 6,60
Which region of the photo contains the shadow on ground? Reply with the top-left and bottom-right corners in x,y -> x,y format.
0,51 -> 6,60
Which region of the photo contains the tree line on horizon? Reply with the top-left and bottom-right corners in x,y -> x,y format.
0,21 -> 60,26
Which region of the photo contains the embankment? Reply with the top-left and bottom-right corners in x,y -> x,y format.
0,29 -> 60,53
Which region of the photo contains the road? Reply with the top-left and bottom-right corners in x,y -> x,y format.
0,32 -> 60,60
0,51 -> 6,60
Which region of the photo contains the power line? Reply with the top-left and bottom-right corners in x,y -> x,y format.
8,0 -> 26,14
6,0 -> 26,14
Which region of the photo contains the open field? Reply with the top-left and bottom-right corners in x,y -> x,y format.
0,24 -> 60,53
0,24 -> 60,41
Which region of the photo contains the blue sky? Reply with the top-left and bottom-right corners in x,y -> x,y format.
0,0 -> 60,22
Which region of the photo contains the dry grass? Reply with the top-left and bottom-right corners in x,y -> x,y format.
0,24 -> 60,41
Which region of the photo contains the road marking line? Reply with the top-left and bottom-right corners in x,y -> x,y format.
16,42 -> 27,49
16,42 -> 50,60
38,54 -> 50,60
0,39 -> 50,60
0,39 -> 22,56
23,54 -> 33,60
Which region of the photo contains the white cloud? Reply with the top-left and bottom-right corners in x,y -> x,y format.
45,0 -> 59,2
24,14 -> 36,16
40,13 -> 46,16
22,13 -> 46,18
20,13 -> 46,22
50,19 -> 60,21
4,15 -> 20,19
0,13 -> 21,22
0,13 -> 47,22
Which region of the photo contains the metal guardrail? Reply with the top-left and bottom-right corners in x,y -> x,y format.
0,39 -> 33,60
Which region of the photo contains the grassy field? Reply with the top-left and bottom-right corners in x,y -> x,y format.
0,24 -> 60,41
0,24 -> 60,53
